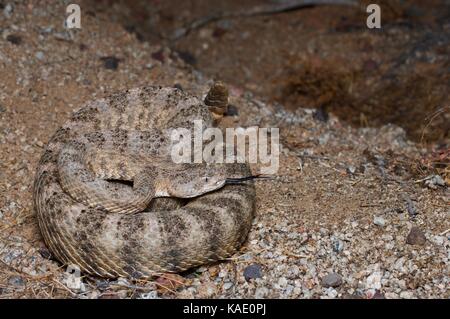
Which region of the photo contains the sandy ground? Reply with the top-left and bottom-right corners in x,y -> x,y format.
0,1 -> 448,298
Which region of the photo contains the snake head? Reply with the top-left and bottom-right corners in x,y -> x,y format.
163,163 -> 227,198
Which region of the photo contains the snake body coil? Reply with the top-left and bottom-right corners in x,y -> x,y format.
33,86 -> 255,278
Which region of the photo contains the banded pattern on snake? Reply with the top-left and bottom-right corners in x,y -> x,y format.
33,84 -> 255,278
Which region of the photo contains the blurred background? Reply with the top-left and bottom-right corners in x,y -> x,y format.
90,0 -> 449,146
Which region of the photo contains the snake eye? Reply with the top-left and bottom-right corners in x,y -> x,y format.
205,177 -> 208,182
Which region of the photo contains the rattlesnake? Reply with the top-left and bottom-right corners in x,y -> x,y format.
33,84 -> 255,278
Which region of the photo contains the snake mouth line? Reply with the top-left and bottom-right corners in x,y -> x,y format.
225,175 -> 275,185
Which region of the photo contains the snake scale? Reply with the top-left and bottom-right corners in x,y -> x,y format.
33,84 -> 255,278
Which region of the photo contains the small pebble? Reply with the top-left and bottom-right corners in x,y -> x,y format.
332,239 -> 344,253
54,31 -> 73,41
372,290 -> 385,299
41,26 -> 53,34
373,216 -> 386,227
243,264 -> 262,281
424,175 -> 446,189
278,277 -> 288,287
35,51 -> 45,61
327,288 -> 338,298
176,50 -> 196,65
342,292 -> 363,299
197,281 -> 217,298
406,227 -> 426,246
8,276 -> 26,288
223,282 -> 233,290
321,273 -> 343,288
313,106 -> 329,122
151,50 -> 165,63
218,269 -> 227,278
140,291 -> 158,299
100,56 -> 120,70
347,165 -> 357,175
255,287 -> 269,298
225,104 -> 239,116
3,4 -> 13,17
6,34 -> 22,45
399,291 -> 414,299
366,272 -> 382,290
431,236 -> 445,246
116,290 -> 129,299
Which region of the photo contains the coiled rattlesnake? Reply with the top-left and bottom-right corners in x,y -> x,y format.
33,84 -> 255,278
